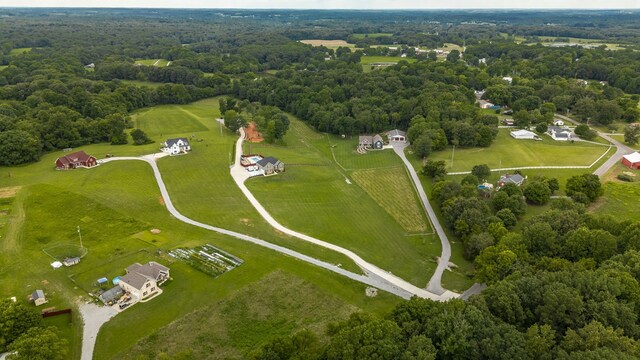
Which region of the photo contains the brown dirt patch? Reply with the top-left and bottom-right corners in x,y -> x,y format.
0,186 -> 21,198
300,39 -> 354,47
158,196 -> 165,206
244,122 -> 264,143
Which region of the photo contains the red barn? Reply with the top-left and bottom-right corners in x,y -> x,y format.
622,152 -> 640,169
55,151 -> 97,170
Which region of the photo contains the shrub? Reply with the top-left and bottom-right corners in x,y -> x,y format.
617,174 -> 635,182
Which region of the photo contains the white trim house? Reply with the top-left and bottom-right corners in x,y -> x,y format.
161,138 -> 191,155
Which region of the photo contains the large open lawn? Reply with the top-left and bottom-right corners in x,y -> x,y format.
9,47 -> 32,56
120,80 -> 165,88
134,59 -> 170,66
589,163 -> 640,222
299,39 -> 357,49
0,97 -> 403,359
245,117 -> 446,287
352,33 -> 393,39
429,129 -> 610,173
361,55 -> 417,64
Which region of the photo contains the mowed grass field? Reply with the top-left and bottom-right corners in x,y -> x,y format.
361,55 -> 417,64
589,163 -> 640,222
299,39 -> 357,49
429,129 -> 610,173
0,97 -> 402,359
351,168 -> 429,233
352,33 -> 393,39
245,117 -> 446,287
120,80 -> 165,88
123,271 -> 357,359
134,59 -> 170,66
9,47 -> 32,56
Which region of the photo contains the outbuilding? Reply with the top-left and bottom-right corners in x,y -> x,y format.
386,129 -> 406,142
622,152 -> 640,169
510,129 -> 537,140
31,290 -> 46,306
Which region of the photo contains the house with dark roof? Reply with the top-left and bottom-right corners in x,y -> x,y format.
161,138 -> 191,155
498,174 -> 526,188
386,129 -> 407,142
256,157 -> 285,176
55,151 -> 97,170
358,134 -> 384,150
118,261 -> 169,300
548,126 -> 572,141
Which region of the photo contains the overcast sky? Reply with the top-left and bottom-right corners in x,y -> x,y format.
1,0 -> 638,9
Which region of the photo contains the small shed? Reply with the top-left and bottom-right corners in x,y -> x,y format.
50,261 -> 63,269
622,152 -> 640,169
63,257 -> 80,267
31,290 -> 46,306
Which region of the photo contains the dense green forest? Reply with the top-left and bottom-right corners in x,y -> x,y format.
1,8 -> 640,359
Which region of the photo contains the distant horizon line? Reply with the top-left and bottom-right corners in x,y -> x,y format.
0,6 -> 637,10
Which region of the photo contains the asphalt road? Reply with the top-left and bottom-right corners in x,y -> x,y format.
554,114 -> 634,177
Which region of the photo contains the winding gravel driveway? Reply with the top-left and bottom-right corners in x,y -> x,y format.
391,142 -> 452,295
79,303 -> 118,360
230,129 -> 457,300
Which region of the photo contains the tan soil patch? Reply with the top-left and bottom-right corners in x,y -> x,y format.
300,39 -> 353,47
158,196 -> 165,206
244,122 -> 264,143
0,186 -> 21,198
150,229 -> 161,234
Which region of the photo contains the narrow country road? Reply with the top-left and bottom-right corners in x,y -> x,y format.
391,142 -> 451,295
230,129 -> 458,300
554,113 -> 633,177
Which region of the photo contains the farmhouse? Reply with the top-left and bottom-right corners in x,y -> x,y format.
30,290 -> 46,306
548,126 -> 572,141
55,151 -> 97,170
510,129 -> 537,140
498,174 -> 526,187
386,129 -> 407,142
161,138 -> 191,155
118,261 -> 169,300
358,134 -> 384,149
622,152 -> 640,169
478,100 -> 495,109
256,157 -> 285,175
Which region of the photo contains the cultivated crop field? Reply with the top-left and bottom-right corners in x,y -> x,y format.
429,129 -> 610,173
351,167 -> 430,233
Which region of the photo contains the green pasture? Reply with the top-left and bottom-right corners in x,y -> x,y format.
245,117 -> 443,286
352,33 -> 393,39
134,59 -> 170,66
9,47 -> 32,56
360,55 -> 417,65
0,97 -> 405,359
120,80 -> 165,88
0,65 -> 7,71
121,270 -> 359,359
591,181 -> 640,222
429,129 -> 610,173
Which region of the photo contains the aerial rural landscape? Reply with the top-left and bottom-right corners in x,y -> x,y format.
1,5 -> 640,360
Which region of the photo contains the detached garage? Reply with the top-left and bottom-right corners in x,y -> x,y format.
622,152 -> 640,169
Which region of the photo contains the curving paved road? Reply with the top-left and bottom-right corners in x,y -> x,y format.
230,129 -> 458,300
390,142 -> 452,295
554,114 -> 634,177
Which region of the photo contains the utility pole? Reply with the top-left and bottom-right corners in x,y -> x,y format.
77,226 -> 83,250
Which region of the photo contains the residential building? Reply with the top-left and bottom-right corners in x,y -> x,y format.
63,257 -> 80,267
161,138 -> 191,155
256,157 -> 285,175
498,174 -> 526,187
478,100 -> 495,109
55,151 -> 97,170
548,126 -> 572,141
118,261 -> 169,300
358,134 -> 384,149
